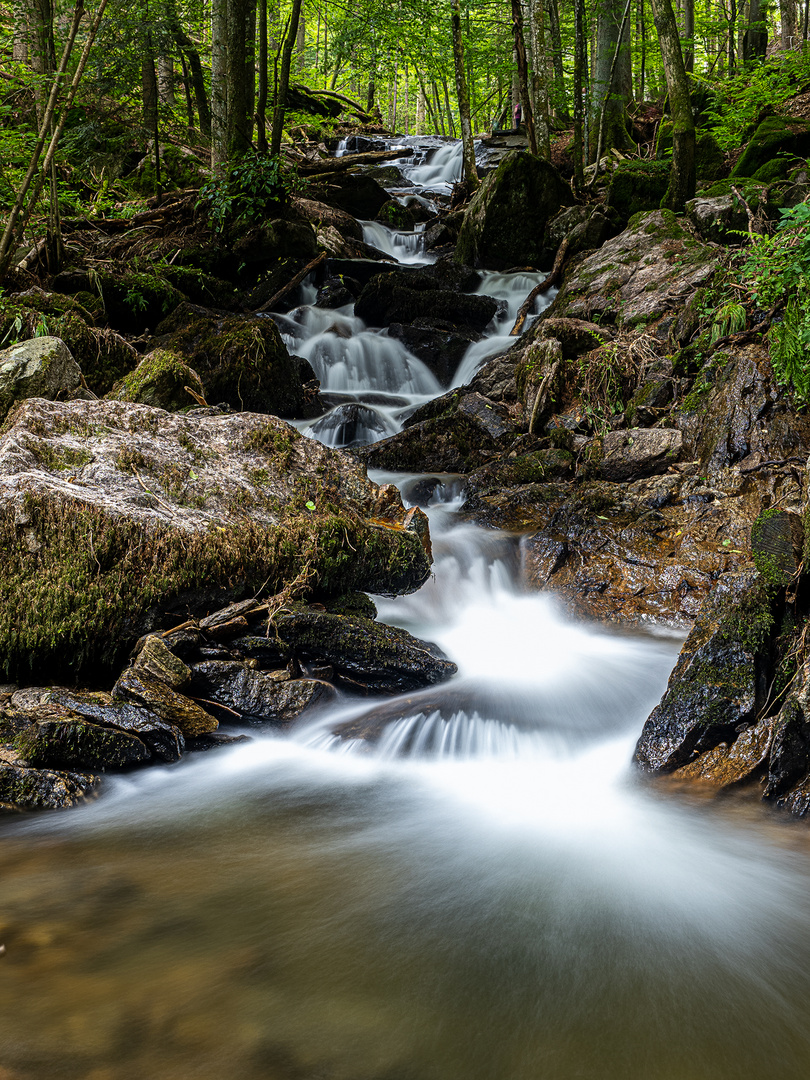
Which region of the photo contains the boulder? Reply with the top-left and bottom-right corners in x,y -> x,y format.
154,302 -> 317,418
0,755 -> 100,811
544,204 -> 619,259
189,660 -> 334,724
589,427 -> 683,482
0,337 -> 82,421
355,271 -> 497,333
310,173 -> 390,218
685,194 -> 749,245
291,196 -> 364,241
258,610 -> 458,693
547,210 -> 720,329
732,116 -> 810,179
0,398 -> 433,683
387,321 -> 481,385
633,571 -> 773,773
455,152 -> 574,269
112,669 -> 219,736
606,160 -> 671,222
109,348 -> 205,412
13,706 -> 152,770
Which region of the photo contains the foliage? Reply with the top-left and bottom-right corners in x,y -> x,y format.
741,200 -> 810,402
198,152 -> 300,232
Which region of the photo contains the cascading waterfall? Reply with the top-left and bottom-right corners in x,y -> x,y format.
5,137 -> 810,1080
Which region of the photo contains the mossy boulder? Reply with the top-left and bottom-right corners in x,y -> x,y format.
109,348 -> 205,412
376,199 -> 416,229
0,397 -> 433,683
633,570 -> 775,773
732,116 -> 810,179
93,269 -> 185,333
455,152 -> 574,269
354,272 -> 497,333
547,209 -> 720,329
694,130 -> 726,182
155,302 -> 316,418
606,160 -> 670,223
0,337 -> 82,421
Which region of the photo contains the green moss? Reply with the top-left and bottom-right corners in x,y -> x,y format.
607,162 -> 671,222
111,348 -> 203,412
244,422 -> 300,468
27,441 -> 92,472
0,490 -> 429,682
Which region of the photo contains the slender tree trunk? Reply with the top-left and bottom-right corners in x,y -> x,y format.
451,0 -> 479,187
511,0 -> 538,153
244,0 -> 255,144
225,0 -> 251,158
573,0 -> 586,189
167,0 -> 211,136
648,0 -> 695,208
528,0 -> 551,156
590,0 -> 632,179
744,0 -> 767,56
442,78 -> 456,136
158,53 -> 175,103
416,85 -> 426,134
211,0 -> 228,168
546,0 -> 568,120
638,0 -> 647,98
728,0 -> 737,72
270,0 -> 303,155
433,81 -> 446,134
13,0 -> 29,61
683,0 -> 695,70
257,0 -> 268,150
179,51 -> 195,135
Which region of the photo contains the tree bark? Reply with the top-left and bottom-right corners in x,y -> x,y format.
528,0 -> 551,156
511,0 -> 538,154
545,0 -> 569,120
225,0 -> 251,159
589,0 -> 633,160
451,0 -> 479,187
744,0 -> 768,56
572,0 -> 587,190
211,0 -> 228,169
648,0 -> 696,209
270,0 -> 303,156
780,0 -> 798,46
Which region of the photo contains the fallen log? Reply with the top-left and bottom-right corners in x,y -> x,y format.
253,251 -> 326,313
296,147 -> 414,176
509,237 -> 569,336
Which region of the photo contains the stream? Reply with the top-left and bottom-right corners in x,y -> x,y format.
4,139 -> 810,1080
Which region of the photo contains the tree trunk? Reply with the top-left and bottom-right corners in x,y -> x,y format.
211,0 -> 228,169
637,0 -> 647,98
528,0 -> 551,156
158,52 -> 175,104
167,0 -> 211,136
13,0 -> 29,61
270,0 -> 303,155
683,0 -> 695,70
589,0 -> 633,160
744,0 -> 767,56
511,0 -> 538,154
416,85 -> 426,134
257,0 -> 268,150
573,0 -> 586,189
648,0 -> 695,209
781,0 -> 798,46
451,0 -> 479,187
225,0 -> 251,159
545,0 -> 569,120
442,78 -> 456,136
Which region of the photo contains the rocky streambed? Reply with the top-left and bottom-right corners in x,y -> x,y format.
3,133 -> 810,818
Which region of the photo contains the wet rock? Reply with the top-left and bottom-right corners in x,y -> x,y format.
44,689 -> 185,762
0,399 -> 432,682
633,571 -> 773,773
308,403 -> 395,447
109,348 -> 205,412
387,321 -> 480,385
355,272 -> 497,333
359,389 -> 517,474
0,755 -> 100,811
132,634 -> 192,689
13,706 -> 151,771
291,196 -> 363,241
227,219 -> 319,276
547,210 -> 720,329
533,317 -> 611,357
589,428 -> 683,482
315,276 -> 358,308
0,337 -> 82,421
669,718 -> 773,788
154,302 -> 315,419
312,173 -> 390,218
269,610 -> 458,693
189,660 -> 334,724
112,669 -> 218,736
455,152 -> 574,269
751,509 -> 804,587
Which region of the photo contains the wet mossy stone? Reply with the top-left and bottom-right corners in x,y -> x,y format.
0,398 -> 432,682
270,610 -> 458,693
0,337 -> 82,422
14,709 -> 151,771
188,660 -> 335,724
751,509 -> 804,587
155,302 -> 309,418
606,160 -> 671,223
313,173 -> 390,219
455,152 -> 574,270
92,269 -> 186,333
694,130 -> 726,182
732,116 -> 810,179
355,272 -> 497,333
109,348 -> 205,412
633,570 -> 776,774
112,669 -> 219,736
376,199 -> 416,229
0,759 -> 100,810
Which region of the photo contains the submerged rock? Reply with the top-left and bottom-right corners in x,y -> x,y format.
0,398 -> 433,683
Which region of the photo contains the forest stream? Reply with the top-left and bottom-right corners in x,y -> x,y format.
5,139 -> 810,1080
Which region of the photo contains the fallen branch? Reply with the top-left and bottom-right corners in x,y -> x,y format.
528,357 -> 561,434
16,238 -> 48,273
253,250 -> 326,313
296,147 -> 414,175
510,237 -> 569,336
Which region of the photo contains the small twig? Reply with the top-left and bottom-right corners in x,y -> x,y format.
131,465 -> 176,514
253,251 -> 326,314
188,695 -> 242,718
184,385 -> 209,407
